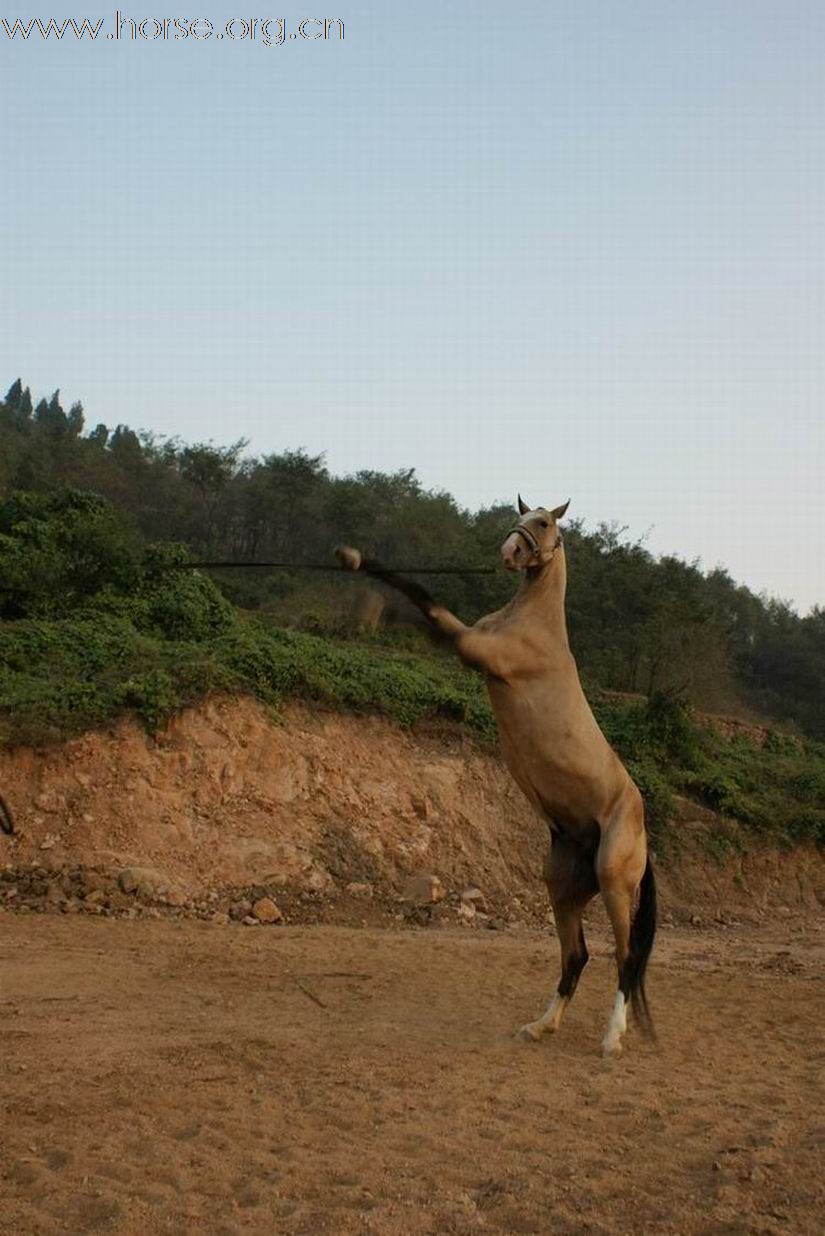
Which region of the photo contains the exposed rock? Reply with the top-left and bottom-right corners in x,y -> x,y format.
229,899 -> 252,922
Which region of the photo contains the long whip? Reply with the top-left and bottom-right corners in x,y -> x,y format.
165,560 -> 496,576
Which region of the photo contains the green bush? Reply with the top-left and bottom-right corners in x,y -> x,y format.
0,489 -> 142,617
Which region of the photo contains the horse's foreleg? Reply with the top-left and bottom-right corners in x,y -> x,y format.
336,548 -> 513,673
336,548 -> 461,632
519,896 -> 590,1041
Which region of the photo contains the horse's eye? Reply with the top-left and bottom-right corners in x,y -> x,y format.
539,519 -> 548,528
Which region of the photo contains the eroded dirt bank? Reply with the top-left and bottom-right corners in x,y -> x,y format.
0,696 -> 823,926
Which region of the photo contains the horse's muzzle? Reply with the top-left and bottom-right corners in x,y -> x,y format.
501,533 -> 528,571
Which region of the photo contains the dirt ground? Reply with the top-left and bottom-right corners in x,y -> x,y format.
1,911 -> 822,1236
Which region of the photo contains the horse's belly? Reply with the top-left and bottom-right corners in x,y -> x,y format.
487,680 -> 610,832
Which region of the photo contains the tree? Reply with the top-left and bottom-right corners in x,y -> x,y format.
179,440 -> 247,550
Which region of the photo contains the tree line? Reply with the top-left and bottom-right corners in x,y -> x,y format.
2,378 -> 823,739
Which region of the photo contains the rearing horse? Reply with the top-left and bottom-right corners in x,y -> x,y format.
337,496 -> 656,1056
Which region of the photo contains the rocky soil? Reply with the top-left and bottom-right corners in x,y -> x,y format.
1,697 -> 822,932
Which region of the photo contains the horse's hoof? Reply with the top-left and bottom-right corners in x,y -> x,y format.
335,545 -> 362,571
517,1021 -> 545,1042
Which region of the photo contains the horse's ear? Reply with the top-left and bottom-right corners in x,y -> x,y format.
517,494 -> 530,515
550,499 -> 570,521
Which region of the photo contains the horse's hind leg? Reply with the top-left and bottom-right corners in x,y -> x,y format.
519,834 -> 597,1042
519,897 -> 591,1040
596,788 -> 655,1057
598,880 -> 634,1056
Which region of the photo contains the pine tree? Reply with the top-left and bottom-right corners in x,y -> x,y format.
4,378 -> 22,410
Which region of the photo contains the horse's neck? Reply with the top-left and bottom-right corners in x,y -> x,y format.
513,551 -> 570,648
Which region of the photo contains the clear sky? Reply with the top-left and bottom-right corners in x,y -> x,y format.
2,2 -> 823,612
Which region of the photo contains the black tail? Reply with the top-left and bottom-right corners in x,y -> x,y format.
0,794 -> 14,837
623,857 -> 657,1039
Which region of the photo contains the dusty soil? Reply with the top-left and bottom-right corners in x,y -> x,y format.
1,911 -> 823,1236
1,697 -> 823,1232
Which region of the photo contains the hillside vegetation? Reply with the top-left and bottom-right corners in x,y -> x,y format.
2,378 -> 824,741
1,487 -> 823,852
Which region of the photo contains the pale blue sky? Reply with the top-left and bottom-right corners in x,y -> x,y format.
2,2 -> 824,611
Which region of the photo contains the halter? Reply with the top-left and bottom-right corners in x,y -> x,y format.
505,522 -> 563,565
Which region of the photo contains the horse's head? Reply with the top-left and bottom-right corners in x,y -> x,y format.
501,496 -> 570,572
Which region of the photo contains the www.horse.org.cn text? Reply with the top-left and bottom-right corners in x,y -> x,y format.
1,14 -> 346,45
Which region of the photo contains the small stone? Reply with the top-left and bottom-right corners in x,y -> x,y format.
306,869 -> 331,893
456,902 -> 476,923
39,837 -> 57,851
118,867 -> 172,899
402,874 -> 446,906
460,886 -> 484,903
35,793 -> 62,814
229,899 -> 252,922
252,897 -> 282,924
210,911 -> 230,926
242,915 -> 260,927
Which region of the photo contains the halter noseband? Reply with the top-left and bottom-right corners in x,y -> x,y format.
506,521 -> 563,565
507,523 -> 541,555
